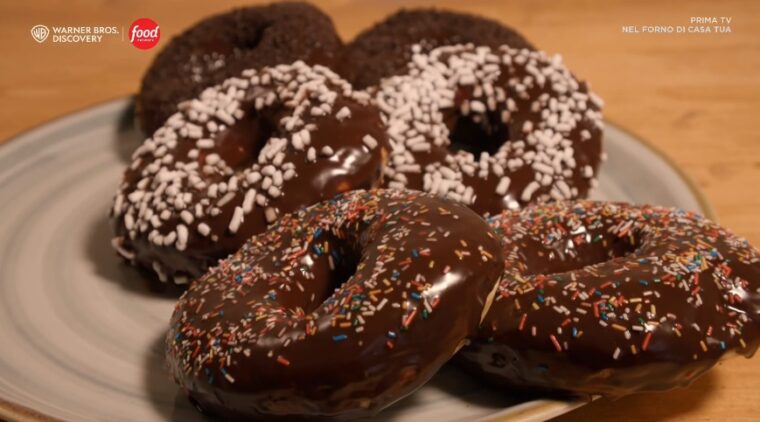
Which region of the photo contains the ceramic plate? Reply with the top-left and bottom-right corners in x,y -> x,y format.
0,98 -> 713,422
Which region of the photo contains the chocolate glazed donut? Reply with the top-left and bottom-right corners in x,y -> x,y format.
376,44 -> 604,216
459,201 -> 760,395
166,189 -> 504,419
112,62 -> 389,284
137,2 -> 343,134
337,9 -> 534,89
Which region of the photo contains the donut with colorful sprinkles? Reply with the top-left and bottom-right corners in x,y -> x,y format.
111,61 -> 389,284
375,44 -> 604,216
459,200 -> 760,395
165,189 -> 504,418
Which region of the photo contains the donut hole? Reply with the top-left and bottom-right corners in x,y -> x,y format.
521,231 -> 641,277
448,110 -> 510,156
212,106 -> 276,170
237,23 -> 270,51
303,237 -> 362,314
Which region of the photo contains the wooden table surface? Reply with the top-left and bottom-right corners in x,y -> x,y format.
1,0 -> 758,420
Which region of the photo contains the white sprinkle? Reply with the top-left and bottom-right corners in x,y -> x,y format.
265,207 -> 278,223
523,120 -> 534,133
335,106 -> 351,121
205,153 -> 220,165
246,172 -> 262,184
127,190 -> 144,203
495,177 -> 512,195
217,192 -> 236,208
300,129 -> 311,145
556,180 -> 571,198
216,109 -> 235,125
469,100 -> 486,113
262,177 -> 272,190
411,143 -> 431,152
197,222 -> 211,237
124,213 -> 135,231
228,206 -> 244,233
196,139 -> 214,149
521,181 -> 541,201
532,162 -> 555,175
268,186 -> 281,198
153,261 -> 167,282
111,237 -> 135,260
180,210 -> 194,225
256,193 -> 267,207
243,189 -> 256,214
176,224 -> 189,251
162,231 -> 177,246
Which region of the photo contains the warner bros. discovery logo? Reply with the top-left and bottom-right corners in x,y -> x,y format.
31,25 -> 49,43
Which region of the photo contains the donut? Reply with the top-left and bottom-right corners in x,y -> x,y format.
458,200 -> 760,395
137,2 -> 343,134
375,44 -> 604,216
338,9 -> 534,89
111,62 -> 389,284
165,189 -> 504,419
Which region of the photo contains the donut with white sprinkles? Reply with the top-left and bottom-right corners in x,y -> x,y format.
375,44 -> 604,215
111,62 -> 389,284
165,189 -> 504,419
459,201 -> 760,395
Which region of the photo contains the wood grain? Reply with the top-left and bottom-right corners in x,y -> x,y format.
0,0 -> 758,420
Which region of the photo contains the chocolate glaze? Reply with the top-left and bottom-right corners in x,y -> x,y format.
337,9 -> 534,90
375,44 -> 604,217
459,201 -> 760,395
165,189 -> 504,419
112,63 -> 389,283
137,2 -> 343,135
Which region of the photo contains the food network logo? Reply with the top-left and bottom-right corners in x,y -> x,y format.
129,18 -> 160,50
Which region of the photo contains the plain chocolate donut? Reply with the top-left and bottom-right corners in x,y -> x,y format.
337,9 -> 534,89
459,201 -> 760,395
112,62 -> 389,284
166,189 -> 504,419
376,44 -> 604,216
137,2 -> 343,134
